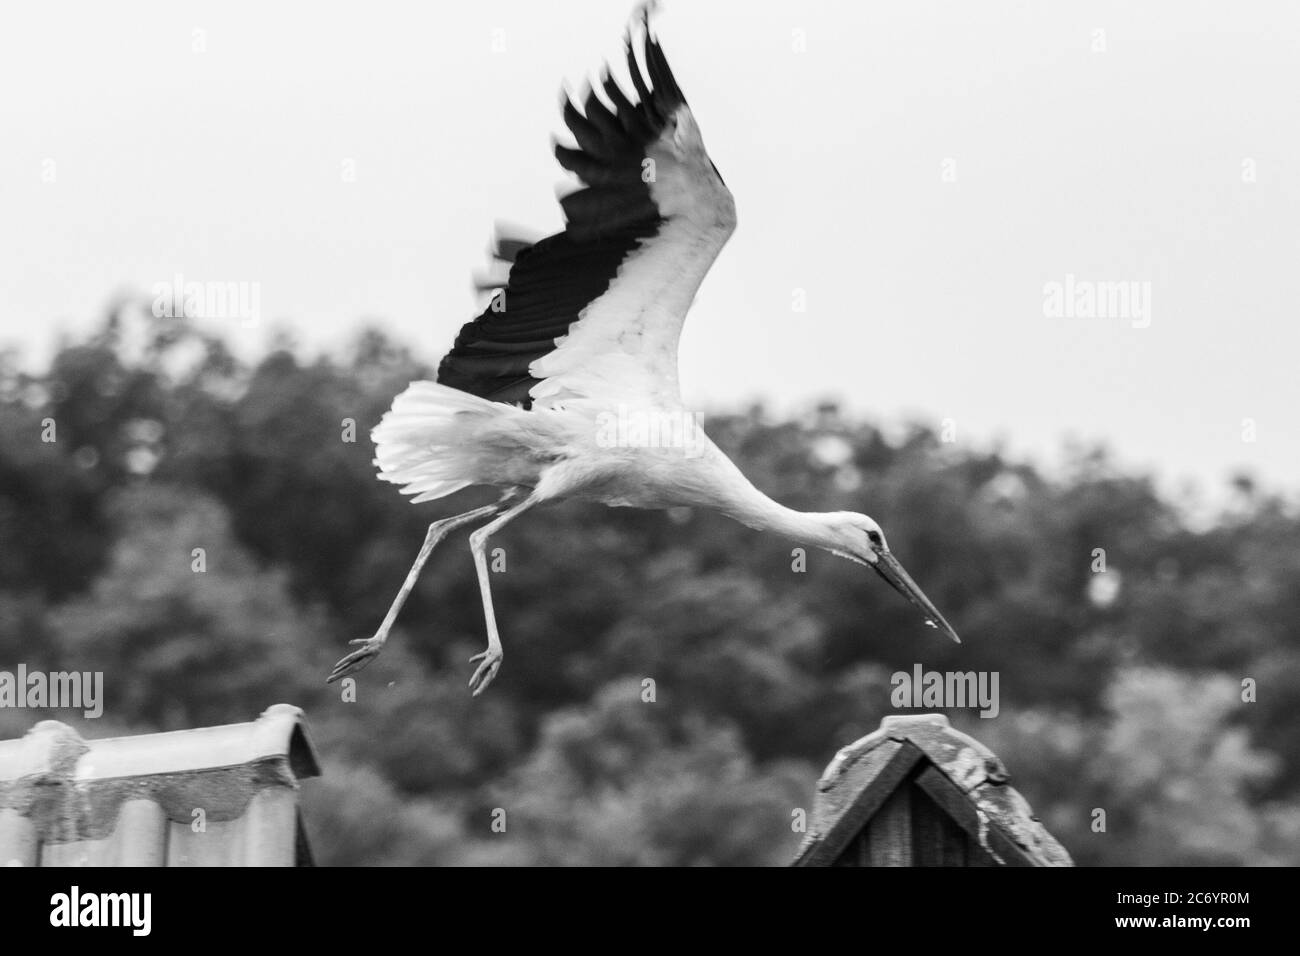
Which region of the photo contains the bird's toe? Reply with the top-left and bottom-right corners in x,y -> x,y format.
327,637 -> 384,683
467,651 -> 503,696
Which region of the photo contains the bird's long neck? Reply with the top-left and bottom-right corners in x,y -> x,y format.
713,468 -> 839,550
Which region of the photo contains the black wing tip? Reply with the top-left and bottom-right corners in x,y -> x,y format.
549,0 -> 689,233
630,0 -> 660,38
488,222 -> 539,261
623,0 -> 686,112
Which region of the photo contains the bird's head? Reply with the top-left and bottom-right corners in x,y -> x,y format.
822,512 -> 961,644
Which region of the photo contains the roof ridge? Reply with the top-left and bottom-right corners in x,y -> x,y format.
0,703 -> 320,784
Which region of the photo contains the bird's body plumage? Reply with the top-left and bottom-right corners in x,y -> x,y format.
372,7 -> 738,519
373,380 -> 755,516
329,3 -> 960,695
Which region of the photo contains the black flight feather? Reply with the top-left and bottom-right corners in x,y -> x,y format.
436,14 -> 691,408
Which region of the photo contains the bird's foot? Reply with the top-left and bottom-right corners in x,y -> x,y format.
467,647 -> 503,697
327,635 -> 386,683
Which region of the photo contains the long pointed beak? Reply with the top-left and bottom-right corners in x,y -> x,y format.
872,550 -> 961,643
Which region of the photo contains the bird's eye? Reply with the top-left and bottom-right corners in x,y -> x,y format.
867,530 -> 883,547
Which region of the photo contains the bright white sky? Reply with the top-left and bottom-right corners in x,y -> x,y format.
2,1 -> 1296,503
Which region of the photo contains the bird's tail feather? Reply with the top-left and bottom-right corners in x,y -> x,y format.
372,381 -> 510,504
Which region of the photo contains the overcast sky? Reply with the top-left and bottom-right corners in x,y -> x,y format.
2,1 -> 1296,503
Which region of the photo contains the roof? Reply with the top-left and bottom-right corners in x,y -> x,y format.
793,713 -> 1073,867
0,703 -> 320,866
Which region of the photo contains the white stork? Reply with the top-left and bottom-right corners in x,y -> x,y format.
329,4 -> 960,696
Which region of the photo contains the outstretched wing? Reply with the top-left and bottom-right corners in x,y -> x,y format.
436,7 -> 736,410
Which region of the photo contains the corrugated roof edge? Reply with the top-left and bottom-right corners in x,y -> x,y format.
0,704 -> 321,864
0,703 -> 321,785
794,713 -> 1074,867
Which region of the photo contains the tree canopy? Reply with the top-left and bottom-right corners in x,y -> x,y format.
2,307 -> 1296,865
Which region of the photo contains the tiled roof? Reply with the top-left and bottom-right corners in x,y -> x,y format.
0,703 -> 320,866
793,713 -> 1073,866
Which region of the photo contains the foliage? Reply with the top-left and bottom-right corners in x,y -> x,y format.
1,307 -> 1296,865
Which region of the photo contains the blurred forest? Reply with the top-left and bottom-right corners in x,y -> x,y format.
1,305 -> 1297,866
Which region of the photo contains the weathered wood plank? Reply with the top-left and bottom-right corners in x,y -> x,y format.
867,783 -> 912,866
913,765 -> 1035,867
793,742 -> 924,867
831,834 -> 856,866
911,786 -> 967,866
968,834 -> 997,866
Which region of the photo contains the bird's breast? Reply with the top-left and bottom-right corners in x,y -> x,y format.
563,439 -> 733,512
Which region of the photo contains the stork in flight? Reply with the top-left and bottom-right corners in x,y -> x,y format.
328,4 -> 960,696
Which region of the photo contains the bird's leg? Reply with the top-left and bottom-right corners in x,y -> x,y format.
326,502 -> 502,683
466,493 -> 540,696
